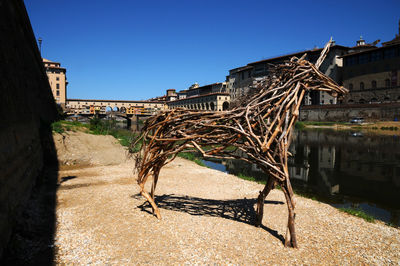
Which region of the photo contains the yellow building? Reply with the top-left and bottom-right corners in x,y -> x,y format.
43,58 -> 67,108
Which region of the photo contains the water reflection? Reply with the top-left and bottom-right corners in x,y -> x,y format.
203,129 -> 400,226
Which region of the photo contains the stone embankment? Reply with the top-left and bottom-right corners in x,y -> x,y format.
50,131 -> 400,264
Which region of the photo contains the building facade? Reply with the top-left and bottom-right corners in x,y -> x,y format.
43,58 -> 67,108
167,92 -> 230,111
226,44 -> 350,105
341,33 -> 400,104
167,82 -> 230,111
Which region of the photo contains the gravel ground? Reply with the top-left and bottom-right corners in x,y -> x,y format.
53,132 -> 400,265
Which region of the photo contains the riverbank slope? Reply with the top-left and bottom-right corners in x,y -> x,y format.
51,131 -> 400,264
300,121 -> 400,135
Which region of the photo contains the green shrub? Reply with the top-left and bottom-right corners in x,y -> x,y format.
51,121 -> 64,133
295,121 -> 305,130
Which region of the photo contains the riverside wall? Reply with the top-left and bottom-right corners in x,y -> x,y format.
300,103 -> 400,122
0,0 -> 58,257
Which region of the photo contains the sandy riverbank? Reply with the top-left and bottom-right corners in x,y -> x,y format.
45,131 -> 400,264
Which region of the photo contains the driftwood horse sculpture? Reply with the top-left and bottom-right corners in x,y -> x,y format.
132,41 -> 348,247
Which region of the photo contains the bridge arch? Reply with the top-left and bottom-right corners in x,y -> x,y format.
105,106 -> 112,113
113,106 -> 119,112
120,106 -> 126,113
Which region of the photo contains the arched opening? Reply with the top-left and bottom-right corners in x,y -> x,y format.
201,103 -> 205,110
370,98 -> 378,103
120,106 -> 126,113
348,99 -> 354,104
210,102 -> 215,111
384,96 -> 390,102
105,106 -> 112,113
359,99 -> 366,104
397,96 -> 400,101
205,102 -> 209,110
222,101 -> 229,111
371,80 -> 377,89
113,106 -> 119,112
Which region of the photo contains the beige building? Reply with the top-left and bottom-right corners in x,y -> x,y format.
167,82 -> 230,111
168,92 -> 230,111
43,58 -> 68,108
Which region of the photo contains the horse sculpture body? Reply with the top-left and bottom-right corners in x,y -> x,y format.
132,42 -> 348,247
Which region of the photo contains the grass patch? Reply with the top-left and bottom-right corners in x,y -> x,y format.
339,207 -> 375,223
51,120 -> 89,133
51,121 -> 65,133
295,121 -> 306,130
178,152 -> 206,167
236,173 -> 266,185
295,121 -> 344,130
51,119 -> 137,149
380,126 -> 398,131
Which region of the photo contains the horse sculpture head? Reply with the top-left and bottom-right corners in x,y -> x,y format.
238,56 -> 348,112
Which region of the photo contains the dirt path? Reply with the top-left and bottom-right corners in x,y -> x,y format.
54,131 -> 400,264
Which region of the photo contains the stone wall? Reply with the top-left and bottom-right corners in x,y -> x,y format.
300,103 -> 400,122
0,0 -> 58,257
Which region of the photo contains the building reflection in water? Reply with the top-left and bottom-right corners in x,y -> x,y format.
206,129 -> 400,226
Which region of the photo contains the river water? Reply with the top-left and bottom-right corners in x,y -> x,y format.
202,129 -> 400,226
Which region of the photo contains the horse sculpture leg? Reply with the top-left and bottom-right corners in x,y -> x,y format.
139,169 -> 162,219
281,180 -> 298,248
255,176 -> 275,227
150,166 -> 161,214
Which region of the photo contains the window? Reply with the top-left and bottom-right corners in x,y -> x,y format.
371,51 -> 382,61
56,77 -> 59,81
385,79 -> 390,87
56,83 -> 60,89
384,48 -> 396,59
360,82 -> 364,90
371,80 -> 377,89
345,56 -> 357,66
56,90 -> 60,96
359,54 -> 369,64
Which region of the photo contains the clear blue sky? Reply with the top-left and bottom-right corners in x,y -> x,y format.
24,0 -> 400,101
